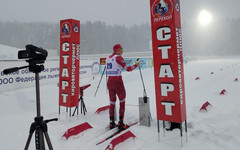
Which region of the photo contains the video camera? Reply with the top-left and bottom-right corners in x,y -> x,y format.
18,44 -> 48,64
3,44 -> 48,74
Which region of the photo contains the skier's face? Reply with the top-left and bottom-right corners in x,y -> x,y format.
116,48 -> 123,55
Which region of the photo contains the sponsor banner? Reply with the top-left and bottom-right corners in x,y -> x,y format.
59,19 -> 80,107
80,60 -> 100,78
91,61 -> 101,76
150,0 -> 186,123
0,60 -> 101,92
0,60 -> 59,91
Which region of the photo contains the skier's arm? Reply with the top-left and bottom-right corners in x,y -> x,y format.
116,56 -> 137,72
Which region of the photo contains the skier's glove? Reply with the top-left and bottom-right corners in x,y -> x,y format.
135,60 -> 140,66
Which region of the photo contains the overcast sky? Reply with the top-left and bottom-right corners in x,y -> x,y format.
1,0 -> 240,27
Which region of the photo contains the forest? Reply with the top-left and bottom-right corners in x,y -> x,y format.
0,18 -> 240,56
0,21 -> 151,55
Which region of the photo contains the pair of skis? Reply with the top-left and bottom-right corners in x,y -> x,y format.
96,122 -> 138,145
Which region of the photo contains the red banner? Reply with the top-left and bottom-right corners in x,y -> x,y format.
150,0 -> 186,123
105,131 -> 136,150
62,122 -> 92,140
59,19 -> 80,107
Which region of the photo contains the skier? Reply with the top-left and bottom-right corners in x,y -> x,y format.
106,44 -> 139,130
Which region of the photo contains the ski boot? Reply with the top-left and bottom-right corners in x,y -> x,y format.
109,116 -> 116,129
117,116 -> 128,130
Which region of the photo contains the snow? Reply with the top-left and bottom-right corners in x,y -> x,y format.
1,57 -> 240,150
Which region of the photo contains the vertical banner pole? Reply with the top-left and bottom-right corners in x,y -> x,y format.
180,123 -> 183,147
163,121 -> 165,136
58,105 -> 60,121
185,120 -> 188,142
157,120 -> 160,142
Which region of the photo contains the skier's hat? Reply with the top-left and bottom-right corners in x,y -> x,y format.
113,44 -> 123,52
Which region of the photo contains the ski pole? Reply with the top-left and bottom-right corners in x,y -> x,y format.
94,66 -> 106,97
137,58 -> 152,121
137,58 -> 147,98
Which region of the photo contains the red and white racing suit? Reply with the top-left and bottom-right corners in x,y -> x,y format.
106,53 -> 137,118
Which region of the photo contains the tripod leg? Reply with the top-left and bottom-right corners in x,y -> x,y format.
77,102 -> 79,115
35,129 -> 45,150
25,121 -> 36,150
24,133 -> 34,150
82,101 -> 85,115
81,98 -> 83,114
43,132 -> 53,150
82,100 -> 87,114
72,105 -> 78,116
72,97 -> 81,116
80,97 -> 87,115
24,126 -> 46,150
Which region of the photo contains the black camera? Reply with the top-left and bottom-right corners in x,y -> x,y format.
18,44 -> 48,64
3,44 -> 48,74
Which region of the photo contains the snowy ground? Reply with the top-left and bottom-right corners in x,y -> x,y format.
1,57 -> 240,150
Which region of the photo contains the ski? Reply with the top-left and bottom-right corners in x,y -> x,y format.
96,122 -> 138,145
95,124 -> 118,138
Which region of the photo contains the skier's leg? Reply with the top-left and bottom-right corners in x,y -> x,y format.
108,80 -> 117,129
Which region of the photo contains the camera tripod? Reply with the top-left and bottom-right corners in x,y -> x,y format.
3,44 -> 58,150
23,64 -> 58,150
72,84 -> 91,116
